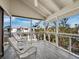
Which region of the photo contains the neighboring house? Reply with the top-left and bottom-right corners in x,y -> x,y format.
11,28 -> 17,33
11,27 -> 31,33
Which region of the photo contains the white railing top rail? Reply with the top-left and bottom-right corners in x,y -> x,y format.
16,31 -> 79,37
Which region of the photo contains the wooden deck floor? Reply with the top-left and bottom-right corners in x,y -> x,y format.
3,41 -> 79,59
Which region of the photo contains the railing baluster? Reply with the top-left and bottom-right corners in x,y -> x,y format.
69,37 -> 72,52
48,33 -> 50,42
44,33 -> 46,41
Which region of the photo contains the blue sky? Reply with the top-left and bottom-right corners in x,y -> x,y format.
4,16 -> 45,28
11,17 -> 31,28
4,14 -> 79,28
67,14 -> 79,27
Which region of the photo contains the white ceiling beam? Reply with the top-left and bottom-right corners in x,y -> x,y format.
47,6 -> 79,21
51,0 -> 60,11
20,0 -> 47,17
28,0 -> 52,16
39,0 -> 60,12
60,0 -> 74,6
37,2 -> 52,15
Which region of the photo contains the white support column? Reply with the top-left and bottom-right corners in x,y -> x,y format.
30,20 -> 32,44
55,17 -> 59,46
69,37 -> 72,51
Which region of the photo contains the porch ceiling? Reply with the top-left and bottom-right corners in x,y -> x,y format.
8,0 -> 79,20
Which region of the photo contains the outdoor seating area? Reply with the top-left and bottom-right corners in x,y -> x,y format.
0,0 -> 79,59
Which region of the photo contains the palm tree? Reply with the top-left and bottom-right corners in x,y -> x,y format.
59,18 -> 70,33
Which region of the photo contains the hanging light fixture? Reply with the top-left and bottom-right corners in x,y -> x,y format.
34,0 -> 38,7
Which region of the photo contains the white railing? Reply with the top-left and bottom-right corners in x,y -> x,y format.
15,31 -> 79,57
45,32 -> 79,57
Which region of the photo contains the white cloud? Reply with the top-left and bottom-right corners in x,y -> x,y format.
12,17 -> 16,21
